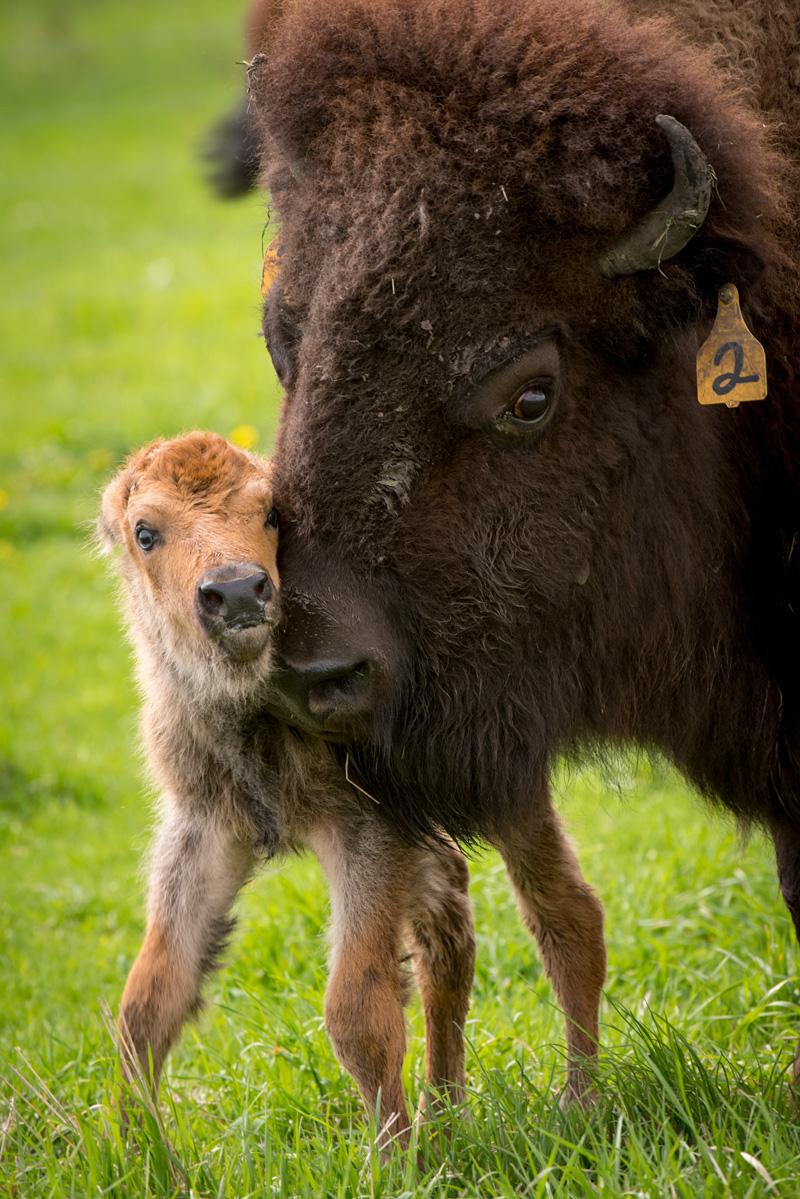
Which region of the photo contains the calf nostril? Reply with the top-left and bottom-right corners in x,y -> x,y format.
254,574 -> 272,602
199,583 -> 225,614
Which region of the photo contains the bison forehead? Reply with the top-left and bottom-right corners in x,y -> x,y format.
257,0 -> 776,349
255,0 -> 770,250
271,305 -> 554,556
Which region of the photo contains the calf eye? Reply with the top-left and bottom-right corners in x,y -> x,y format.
135,524 -> 158,551
509,384 -> 551,425
266,507 -> 279,529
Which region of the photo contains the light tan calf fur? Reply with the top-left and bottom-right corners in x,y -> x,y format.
100,431 -> 475,1150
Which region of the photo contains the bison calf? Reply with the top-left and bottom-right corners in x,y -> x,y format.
98,431 -> 475,1147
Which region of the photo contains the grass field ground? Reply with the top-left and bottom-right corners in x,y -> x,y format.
2,2 -> 800,1195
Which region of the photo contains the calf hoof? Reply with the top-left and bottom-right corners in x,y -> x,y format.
559,1068 -> 599,1114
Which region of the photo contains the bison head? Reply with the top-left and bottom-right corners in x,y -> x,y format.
252,0 -> 790,841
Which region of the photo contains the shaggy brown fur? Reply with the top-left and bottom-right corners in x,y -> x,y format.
210,0 -> 800,200
624,1 -> 800,167
100,432 -> 475,1147
246,0 -> 800,1090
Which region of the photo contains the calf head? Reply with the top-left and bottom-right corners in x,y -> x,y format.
99,431 -> 280,693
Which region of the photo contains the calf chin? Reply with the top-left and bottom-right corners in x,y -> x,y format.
215,622 -> 276,665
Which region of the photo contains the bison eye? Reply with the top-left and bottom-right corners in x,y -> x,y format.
510,384 -> 551,424
266,507 -> 279,529
135,524 -> 158,551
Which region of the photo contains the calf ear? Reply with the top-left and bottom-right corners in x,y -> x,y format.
97,439 -> 164,552
97,469 -> 135,553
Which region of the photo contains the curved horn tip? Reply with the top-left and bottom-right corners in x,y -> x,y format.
598,113 -> 714,280
655,114 -> 685,137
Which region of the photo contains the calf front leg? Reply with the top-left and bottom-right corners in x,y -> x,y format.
491,792 -> 606,1105
120,803 -> 256,1094
403,840 -> 475,1112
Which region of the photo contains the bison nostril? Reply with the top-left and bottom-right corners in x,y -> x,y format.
306,660 -> 374,719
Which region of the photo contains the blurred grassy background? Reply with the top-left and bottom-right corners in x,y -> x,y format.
0,0 -> 282,1049
2,2 -> 800,1193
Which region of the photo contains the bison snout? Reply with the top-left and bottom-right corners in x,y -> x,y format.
270,657 -> 382,736
196,566 -> 279,659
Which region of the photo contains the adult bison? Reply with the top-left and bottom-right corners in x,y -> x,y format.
247,0 -> 800,1099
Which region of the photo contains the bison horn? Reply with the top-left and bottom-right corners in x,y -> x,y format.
598,114 -> 714,279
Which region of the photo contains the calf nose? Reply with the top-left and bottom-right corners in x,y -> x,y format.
197,570 -> 275,631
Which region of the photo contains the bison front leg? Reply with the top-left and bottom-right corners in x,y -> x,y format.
492,792 -> 606,1106
310,820 -> 412,1151
770,815 -> 800,1088
119,804 -> 256,1099
403,840 -> 475,1114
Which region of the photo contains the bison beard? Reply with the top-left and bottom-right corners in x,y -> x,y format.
341,519 -> 800,849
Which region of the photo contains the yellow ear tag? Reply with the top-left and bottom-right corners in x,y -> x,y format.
696,283 -> 767,408
260,236 -> 285,298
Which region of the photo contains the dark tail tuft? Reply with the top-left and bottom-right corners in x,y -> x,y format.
202,99 -> 262,199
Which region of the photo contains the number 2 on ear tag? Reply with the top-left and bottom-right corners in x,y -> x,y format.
696,283 -> 767,407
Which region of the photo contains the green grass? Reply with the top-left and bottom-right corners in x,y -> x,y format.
2,1 -> 800,1194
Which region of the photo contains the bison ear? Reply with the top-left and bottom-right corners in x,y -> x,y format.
97,468 -> 135,554
687,236 -> 766,314
653,235 -> 767,333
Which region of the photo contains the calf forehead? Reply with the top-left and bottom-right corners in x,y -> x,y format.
140,434 -> 265,485
133,471 -> 270,519
130,435 -> 272,518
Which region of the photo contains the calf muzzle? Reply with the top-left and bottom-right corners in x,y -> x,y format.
196,564 -> 279,651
